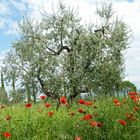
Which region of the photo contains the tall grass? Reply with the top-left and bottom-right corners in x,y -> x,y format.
0,94 -> 140,140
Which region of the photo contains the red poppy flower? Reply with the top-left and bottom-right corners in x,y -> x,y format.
5,115 -> 11,121
85,101 -> 92,106
75,136 -> 81,140
90,121 -> 97,127
78,108 -> 85,114
78,99 -> 85,104
3,132 -> 11,138
130,95 -> 136,100
60,96 -> 67,105
45,103 -> 51,108
25,103 -> 32,108
126,114 -> 132,120
129,95 -> 139,105
134,97 -> 139,104
40,95 -> 46,100
128,92 -> 137,95
126,113 -> 136,121
115,102 -> 121,107
113,99 -> 119,104
48,111 -> 54,117
122,99 -> 126,103
83,114 -> 92,120
119,120 -> 127,126
93,105 -> 97,109
134,106 -> 139,111
97,122 -> 103,128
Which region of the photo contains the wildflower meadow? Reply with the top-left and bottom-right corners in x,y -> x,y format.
0,92 -> 140,140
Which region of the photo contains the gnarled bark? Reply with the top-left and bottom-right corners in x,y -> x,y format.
37,67 -> 58,99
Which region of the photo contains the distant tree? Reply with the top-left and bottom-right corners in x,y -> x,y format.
0,70 -> 8,104
2,51 -> 19,103
119,80 -> 137,96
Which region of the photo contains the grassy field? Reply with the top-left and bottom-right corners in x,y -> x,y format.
0,93 -> 140,140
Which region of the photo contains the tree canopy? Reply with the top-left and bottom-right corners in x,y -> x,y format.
1,1 -> 133,104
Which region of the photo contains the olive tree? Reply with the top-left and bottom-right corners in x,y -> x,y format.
3,1 -> 131,104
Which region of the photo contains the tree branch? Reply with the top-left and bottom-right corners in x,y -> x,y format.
46,45 -> 71,55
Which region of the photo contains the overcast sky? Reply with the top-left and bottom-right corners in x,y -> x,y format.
0,0 -> 140,88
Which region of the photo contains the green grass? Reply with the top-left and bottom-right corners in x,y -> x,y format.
0,96 -> 140,140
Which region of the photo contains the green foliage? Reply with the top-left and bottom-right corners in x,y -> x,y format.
119,80 -> 137,96
2,1 -> 132,101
